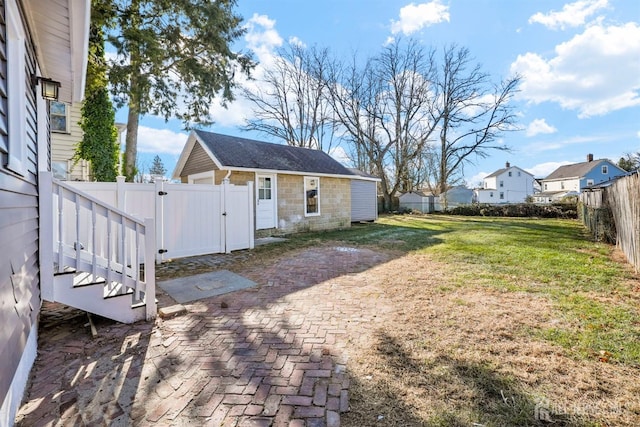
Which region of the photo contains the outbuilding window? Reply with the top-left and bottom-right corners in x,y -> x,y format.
304,176 -> 320,216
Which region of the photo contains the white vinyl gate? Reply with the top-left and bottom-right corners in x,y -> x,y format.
67,178 -> 254,262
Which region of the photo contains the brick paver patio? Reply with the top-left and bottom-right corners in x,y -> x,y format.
16,244 -> 392,426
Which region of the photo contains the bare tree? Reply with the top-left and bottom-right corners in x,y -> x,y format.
431,45 -> 521,195
243,43 -> 336,152
329,39 -> 440,210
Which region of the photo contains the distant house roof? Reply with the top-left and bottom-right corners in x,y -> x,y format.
173,130 -> 379,180
485,165 -> 533,179
545,159 -> 609,181
485,167 -> 508,179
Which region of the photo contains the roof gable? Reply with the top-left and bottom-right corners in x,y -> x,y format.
179,130 -> 355,177
544,159 -> 623,181
485,165 -> 533,179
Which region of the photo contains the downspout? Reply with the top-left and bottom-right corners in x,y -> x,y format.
223,169 -> 231,184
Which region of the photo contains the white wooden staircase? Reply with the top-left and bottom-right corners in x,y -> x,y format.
39,172 -> 156,323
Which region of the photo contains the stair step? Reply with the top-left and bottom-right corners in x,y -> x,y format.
50,271 -> 151,323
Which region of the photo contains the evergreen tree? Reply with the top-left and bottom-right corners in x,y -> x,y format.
149,155 -> 167,177
75,0 -> 119,181
103,0 -> 254,181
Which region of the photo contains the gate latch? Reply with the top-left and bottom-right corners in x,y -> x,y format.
158,249 -> 168,254
222,212 -> 227,216
158,191 -> 168,196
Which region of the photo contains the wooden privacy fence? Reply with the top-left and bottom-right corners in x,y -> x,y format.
579,172 -> 640,271
67,178 -> 254,263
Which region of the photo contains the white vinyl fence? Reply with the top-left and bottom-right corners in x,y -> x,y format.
67,178 -> 254,263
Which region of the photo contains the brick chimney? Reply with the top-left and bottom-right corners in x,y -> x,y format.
587,153 -> 594,162
505,161 -> 510,168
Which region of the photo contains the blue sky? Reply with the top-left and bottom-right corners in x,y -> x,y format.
117,0 -> 640,185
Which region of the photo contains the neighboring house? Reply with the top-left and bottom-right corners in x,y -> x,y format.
0,0 -> 90,425
399,191 -> 435,213
474,162 -> 535,204
173,130 -> 380,235
50,102 -> 126,181
534,154 -> 627,204
50,102 -> 88,180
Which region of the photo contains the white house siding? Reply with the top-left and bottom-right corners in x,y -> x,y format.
543,178 -> 580,193
475,189 -> 497,204
477,167 -> 535,204
351,179 -> 377,221
0,0 -> 42,421
484,176 -> 497,189
51,102 -> 89,180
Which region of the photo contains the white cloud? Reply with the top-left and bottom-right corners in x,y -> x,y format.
526,119 -> 557,137
209,14 -> 285,128
288,36 -> 307,48
511,22 -> 640,118
526,161 -> 572,178
130,126 -> 188,155
529,0 -> 608,30
524,135 -> 606,153
329,146 -> 351,166
244,13 -> 283,65
468,172 -> 489,188
390,1 -> 450,35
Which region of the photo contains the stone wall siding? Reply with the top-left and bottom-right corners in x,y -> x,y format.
274,175 -> 351,235
214,170 -> 255,186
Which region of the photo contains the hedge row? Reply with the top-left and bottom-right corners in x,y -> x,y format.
444,203 -> 578,219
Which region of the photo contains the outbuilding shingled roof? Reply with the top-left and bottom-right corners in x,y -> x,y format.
195,130 -> 355,176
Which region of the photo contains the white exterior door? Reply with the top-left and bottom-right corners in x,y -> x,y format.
256,174 -> 277,229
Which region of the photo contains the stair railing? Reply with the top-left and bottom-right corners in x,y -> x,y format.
39,172 -> 156,321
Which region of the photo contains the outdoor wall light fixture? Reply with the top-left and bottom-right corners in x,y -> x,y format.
32,75 -> 61,101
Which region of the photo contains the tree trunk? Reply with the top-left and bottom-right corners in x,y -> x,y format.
124,106 -> 139,182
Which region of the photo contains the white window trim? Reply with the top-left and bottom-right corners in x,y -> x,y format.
50,101 -> 70,134
304,176 -> 320,217
6,0 -> 27,175
601,165 -> 608,174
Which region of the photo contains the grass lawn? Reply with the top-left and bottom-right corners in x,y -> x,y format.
257,214 -> 640,426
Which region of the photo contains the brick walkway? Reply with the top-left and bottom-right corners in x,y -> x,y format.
16,245 -> 391,426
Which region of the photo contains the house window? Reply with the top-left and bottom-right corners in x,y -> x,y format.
304,176 -> 320,216
601,165 -> 608,174
52,161 -> 68,180
499,180 -> 504,187
518,171 -> 521,177
508,171 -> 512,177
544,184 -> 548,190
586,179 -> 594,186
561,182 -> 565,189
500,192 -> 504,200
50,102 -> 70,133
490,192 -> 493,197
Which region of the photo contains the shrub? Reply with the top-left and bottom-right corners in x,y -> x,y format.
446,203 -> 577,219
